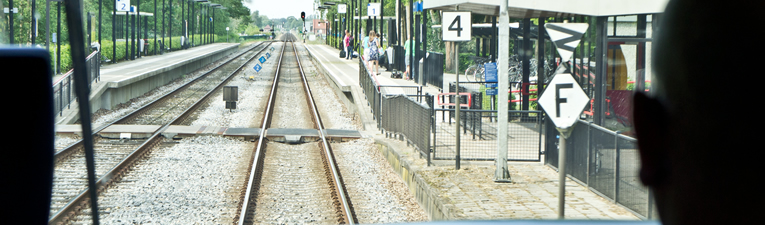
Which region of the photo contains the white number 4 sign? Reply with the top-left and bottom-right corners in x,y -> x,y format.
442,11 -> 471,42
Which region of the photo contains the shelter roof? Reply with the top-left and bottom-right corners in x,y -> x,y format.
424,0 -> 667,17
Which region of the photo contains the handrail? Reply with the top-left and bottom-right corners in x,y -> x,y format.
437,92 -> 472,107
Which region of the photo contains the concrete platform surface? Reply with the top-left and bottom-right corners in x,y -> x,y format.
55,43 -> 243,125
304,43 -> 641,221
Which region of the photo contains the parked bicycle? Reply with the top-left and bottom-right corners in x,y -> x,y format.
464,56 -> 492,82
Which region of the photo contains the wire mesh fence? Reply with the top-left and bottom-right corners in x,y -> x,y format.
433,109 -> 542,161
545,120 -> 657,220
380,95 -> 432,160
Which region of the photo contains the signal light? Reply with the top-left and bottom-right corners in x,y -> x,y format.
301,11 -> 305,20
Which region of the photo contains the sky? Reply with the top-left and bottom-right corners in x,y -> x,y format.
244,0 -> 318,20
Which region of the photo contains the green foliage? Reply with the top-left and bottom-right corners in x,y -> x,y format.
479,85 -> 516,111
626,80 -> 652,91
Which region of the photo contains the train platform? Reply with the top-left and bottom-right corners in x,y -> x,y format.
55,42 -> 242,125
303,43 -> 640,221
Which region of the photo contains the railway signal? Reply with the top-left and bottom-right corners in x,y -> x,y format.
538,22 -> 589,219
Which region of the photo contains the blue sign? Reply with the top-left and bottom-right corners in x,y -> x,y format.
486,88 -> 498,95
253,64 -> 262,72
259,56 -> 266,63
485,82 -> 498,88
414,1 -> 423,12
266,52 -> 271,58
484,62 -> 498,82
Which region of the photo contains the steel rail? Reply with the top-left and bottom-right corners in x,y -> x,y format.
49,42 -> 273,225
53,42 -> 268,164
236,39 -> 288,225
291,41 -> 355,224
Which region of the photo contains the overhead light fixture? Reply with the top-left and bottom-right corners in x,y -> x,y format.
323,2 -> 336,5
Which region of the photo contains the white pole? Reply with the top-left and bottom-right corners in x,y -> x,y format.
494,0 -> 510,182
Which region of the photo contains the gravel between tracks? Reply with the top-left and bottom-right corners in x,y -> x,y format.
296,43 -> 429,223
89,136 -> 253,224
66,43 -> 275,224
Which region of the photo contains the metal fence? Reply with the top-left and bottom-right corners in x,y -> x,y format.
380,94 -> 433,161
546,120 -> 658,220
53,50 -> 101,116
421,52 -> 445,89
359,57 -> 433,163
433,109 -> 542,161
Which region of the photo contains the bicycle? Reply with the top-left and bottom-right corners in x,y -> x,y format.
464,56 -> 492,82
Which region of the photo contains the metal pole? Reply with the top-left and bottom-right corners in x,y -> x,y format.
98,0 -> 102,45
46,0 -> 51,51
57,2 -> 61,73
455,41 -> 460,170
113,8 -> 116,62
162,0 -> 165,53
9,0 -> 13,44
168,0 -> 172,51
154,0 -> 157,54
558,134 -> 567,219
137,0 -> 141,58
495,0 -> 510,182
131,10 -> 135,60
126,11 -> 129,60
32,0 -> 37,45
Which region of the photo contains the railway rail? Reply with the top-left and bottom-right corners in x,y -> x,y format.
49,41 -> 272,224
236,34 -> 356,224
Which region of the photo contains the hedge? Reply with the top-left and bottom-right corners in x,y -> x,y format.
51,35 -> 223,74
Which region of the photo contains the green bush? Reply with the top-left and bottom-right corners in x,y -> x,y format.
480,85 -> 516,110
49,35 -> 224,75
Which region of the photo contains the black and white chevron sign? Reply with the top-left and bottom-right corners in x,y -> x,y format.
545,23 -> 589,63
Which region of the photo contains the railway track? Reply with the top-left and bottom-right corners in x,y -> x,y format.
49,41 -> 272,224
237,35 -> 356,224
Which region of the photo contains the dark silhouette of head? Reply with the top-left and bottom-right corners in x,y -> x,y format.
634,0 -> 763,224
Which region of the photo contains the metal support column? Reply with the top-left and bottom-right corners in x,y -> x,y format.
538,19 -> 546,93
522,18 -> 530,110
494,0 -> 510,182
594,16 -> 608,126
168,0 -> 172,50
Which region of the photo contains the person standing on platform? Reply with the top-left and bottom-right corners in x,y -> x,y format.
368,31 -> 381,76
362,34 -> 370,63
344,30 -> 353,60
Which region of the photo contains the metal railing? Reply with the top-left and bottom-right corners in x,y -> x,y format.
546,120 -> 658,220
359,57 -> 433,164
433,109 -> 542,161
53,50 -> 101,116
421,52 -> 444,89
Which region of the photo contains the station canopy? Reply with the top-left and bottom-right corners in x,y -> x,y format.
111,11 -> 155,16
423,0 -> 668,17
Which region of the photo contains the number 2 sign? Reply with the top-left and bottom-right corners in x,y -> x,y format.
116,0 -> 130,12
442,11 -> 471,42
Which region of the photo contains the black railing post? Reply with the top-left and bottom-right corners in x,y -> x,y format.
614,131 -> 622,203
586,121 -> 593,186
